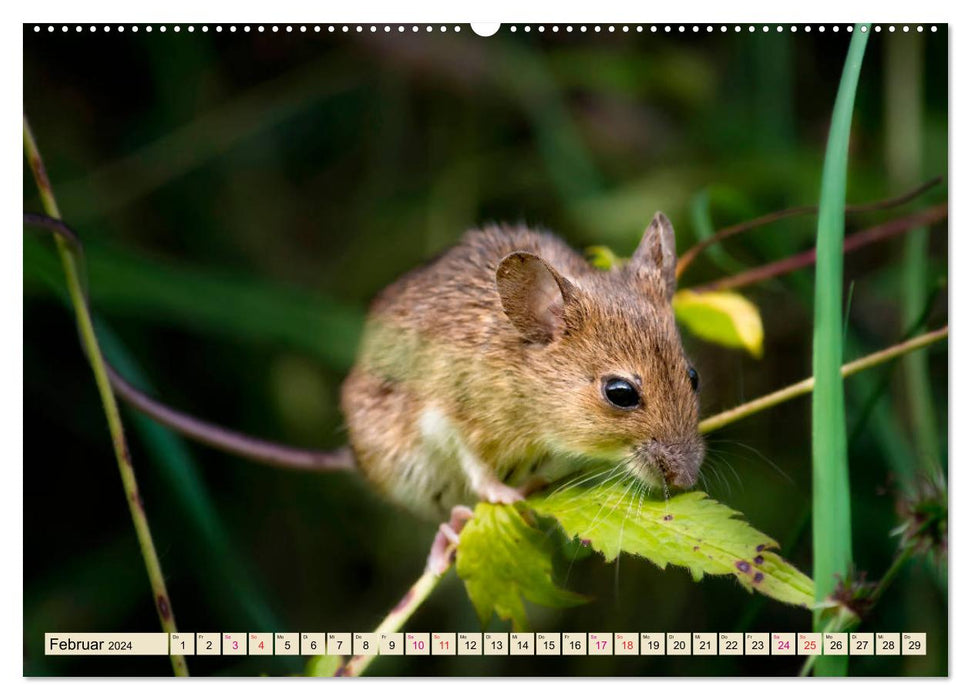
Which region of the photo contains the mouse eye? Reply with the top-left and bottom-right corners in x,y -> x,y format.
603,377 -> 641,410
688,367 -> 700,392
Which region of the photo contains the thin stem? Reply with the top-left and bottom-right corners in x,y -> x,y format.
698,327 -> 948,435
675,175 -> 942,278
690,203 -> 947,293
338,559 -> 448,676
24,117 -> 188,676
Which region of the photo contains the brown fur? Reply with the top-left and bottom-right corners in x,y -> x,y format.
340,213 -> 704,520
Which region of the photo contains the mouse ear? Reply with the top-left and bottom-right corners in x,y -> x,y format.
629,211 -> 677,299
495,252 -> 576,344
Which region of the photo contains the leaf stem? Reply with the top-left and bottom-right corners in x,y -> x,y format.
24,116 -> 189,676
698,327 -> 947,434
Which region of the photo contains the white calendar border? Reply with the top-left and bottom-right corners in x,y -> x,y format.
6,0 -> 963,696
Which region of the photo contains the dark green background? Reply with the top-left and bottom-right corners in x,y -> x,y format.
24,23 -> 948,676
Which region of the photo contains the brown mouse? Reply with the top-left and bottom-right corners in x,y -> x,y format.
34,209 -> 704,529
341,212 -> 705,521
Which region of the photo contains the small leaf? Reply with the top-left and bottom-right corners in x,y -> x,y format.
456,503 -> 588,631
585,245 -> 624,270
673,289 -> 764,358
529,483 -> 814,608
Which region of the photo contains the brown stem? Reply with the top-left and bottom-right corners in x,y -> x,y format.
676,176 -> 943,278
691,203 -> 947,293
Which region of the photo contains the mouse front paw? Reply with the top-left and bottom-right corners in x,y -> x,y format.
478,480 -> 525,505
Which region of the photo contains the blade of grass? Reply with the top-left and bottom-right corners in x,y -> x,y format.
885,31 -> 944,488
24,116 -> 189,676
23,233 -> 365,371
689,188 -> 746,274
810,24 -> 869,677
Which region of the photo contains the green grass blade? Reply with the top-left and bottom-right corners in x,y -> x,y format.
885,31 -> 944,487
24,234 -> 365,371
811,24 -> 870,676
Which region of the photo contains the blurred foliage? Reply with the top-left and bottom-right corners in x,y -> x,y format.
24,25 -> 947,676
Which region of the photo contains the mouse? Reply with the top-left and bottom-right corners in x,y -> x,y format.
340,212 -> 705,523
27,210 -> 703,534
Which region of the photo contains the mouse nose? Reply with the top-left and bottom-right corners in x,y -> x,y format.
646,436 -> 704,490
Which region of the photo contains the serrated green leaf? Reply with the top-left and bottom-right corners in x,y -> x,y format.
673,289 -> 765,358
530,483 -> 814,608
456,503 -> 588,631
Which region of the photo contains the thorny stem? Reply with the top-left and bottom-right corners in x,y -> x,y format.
698,327 -> 948,434
690,203 -> 947,293
675,176 -> 942,278
24,117 -> 189,676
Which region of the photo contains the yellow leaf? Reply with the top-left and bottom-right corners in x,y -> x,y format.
673,289 -> 764,358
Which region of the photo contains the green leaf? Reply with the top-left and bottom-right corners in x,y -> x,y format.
584,245 -> 623,270
305,654 -> 343,677
530,483 -> 814,608
673,289 -> 765,358
455,504 -> 588,631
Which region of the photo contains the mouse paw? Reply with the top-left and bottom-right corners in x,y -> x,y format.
479,480 -> 525,505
